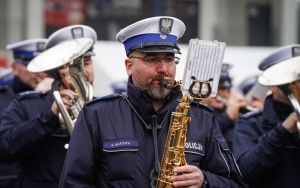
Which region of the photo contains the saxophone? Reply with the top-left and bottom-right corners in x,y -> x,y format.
156,77 -> 212,188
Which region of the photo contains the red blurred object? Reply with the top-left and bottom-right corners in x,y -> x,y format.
0,56 -> 8,68
44,0 -> 86,27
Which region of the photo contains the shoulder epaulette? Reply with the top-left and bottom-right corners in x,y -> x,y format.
16,90 -> 45,99
240,110 -> 262,119
191,101 -> 214,112
84,94 -> 120,106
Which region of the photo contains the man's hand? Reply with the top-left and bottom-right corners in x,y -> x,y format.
51,89 -> 78,116
282,112 -> 299,133
171,165 -> 205,188
226,92 -> 248,120
34,77 -> 54,92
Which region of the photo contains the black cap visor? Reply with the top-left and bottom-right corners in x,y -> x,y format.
128,42 -> 181,56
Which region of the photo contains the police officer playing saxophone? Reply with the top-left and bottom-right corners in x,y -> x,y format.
59,16 -> 244,188
232,44 -> 300,187
0,25 -> 97,188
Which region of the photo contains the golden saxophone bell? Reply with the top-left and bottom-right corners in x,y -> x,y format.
27,38 -> 94,135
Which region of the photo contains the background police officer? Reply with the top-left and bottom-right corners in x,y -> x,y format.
233,44 -> 300,187
0,38 -> 47,188
0,25 -> 97,188
201,63 -> 248,150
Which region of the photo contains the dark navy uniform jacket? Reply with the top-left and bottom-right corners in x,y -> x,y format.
0,86 -> 21,188
215,107 -> 235,150
0,90 -> 69,188
60,80 -> 244,188
0,86 -> 15,114
233,95 -> 300,188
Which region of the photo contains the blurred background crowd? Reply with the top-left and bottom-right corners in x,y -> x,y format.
0,0 -> 300,187
0,0 -> 300,96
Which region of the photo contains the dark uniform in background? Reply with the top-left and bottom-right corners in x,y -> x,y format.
0,26 -> 97,188
214,64 -> 236,149
0,68 -> 15,114
59,16 -> 244,188
0,68 -> 17,188
201,63 -> 248,150
233,44 -> 300,188
0,39 -> 47,188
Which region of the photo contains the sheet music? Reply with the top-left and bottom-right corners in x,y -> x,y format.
181,39 -> 226,97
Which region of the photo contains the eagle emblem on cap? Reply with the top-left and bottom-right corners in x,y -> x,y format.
159,18 -> 173,39
292,46 -> 300,57
71,27 -> 84,39
36,42 -> 45,52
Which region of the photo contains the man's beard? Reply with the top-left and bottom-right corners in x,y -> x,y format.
134,74 -> 171,99
147,83 -> 170,100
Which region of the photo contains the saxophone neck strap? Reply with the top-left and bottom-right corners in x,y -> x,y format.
121,91 -> 166,130
121,92 -> 163,185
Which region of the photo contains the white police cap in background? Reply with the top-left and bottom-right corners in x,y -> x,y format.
116,16 -> 186,56
6,38 -> 47,60
258,44 -> 300,71
258,44 -> 300,86
111,80 -> 127,94
45,25 -> 97,56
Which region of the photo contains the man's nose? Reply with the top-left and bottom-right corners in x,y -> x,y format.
156,60 -> 168,72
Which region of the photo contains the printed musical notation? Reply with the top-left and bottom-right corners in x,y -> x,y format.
182,39 -> 226,97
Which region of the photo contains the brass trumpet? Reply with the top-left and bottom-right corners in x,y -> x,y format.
27,38 -> 94,135
258,56 -> 300,136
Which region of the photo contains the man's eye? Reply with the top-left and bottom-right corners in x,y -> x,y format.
145,58 -> 157,63
165,57 -> 174,63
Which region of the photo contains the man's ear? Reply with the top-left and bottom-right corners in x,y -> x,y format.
125,58 -> 132,76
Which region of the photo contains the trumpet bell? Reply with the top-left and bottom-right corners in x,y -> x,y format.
258,56 -> 300,86
27,38 -> 93,73
26,37 -> 94,136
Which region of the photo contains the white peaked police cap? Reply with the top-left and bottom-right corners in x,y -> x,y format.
116,16 -> 186,56
6,38 -> 47,60
46,25 -> 97,56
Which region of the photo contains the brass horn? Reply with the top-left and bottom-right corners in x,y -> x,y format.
258,56 -> 300,135
27,38 -> 94,135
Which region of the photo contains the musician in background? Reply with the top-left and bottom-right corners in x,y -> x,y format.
0,39 -> 47,188
232,44 -> 300,187
111,80 -> 127,94
59,16 -> 244,188
201,63 -> 248,150
0,25 -> 97,188
6,39 -> 49,94
237,74 -> 267,111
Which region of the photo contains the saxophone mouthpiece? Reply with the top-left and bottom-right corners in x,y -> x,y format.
162,77 -> 181,89
162,77 -> 174,89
